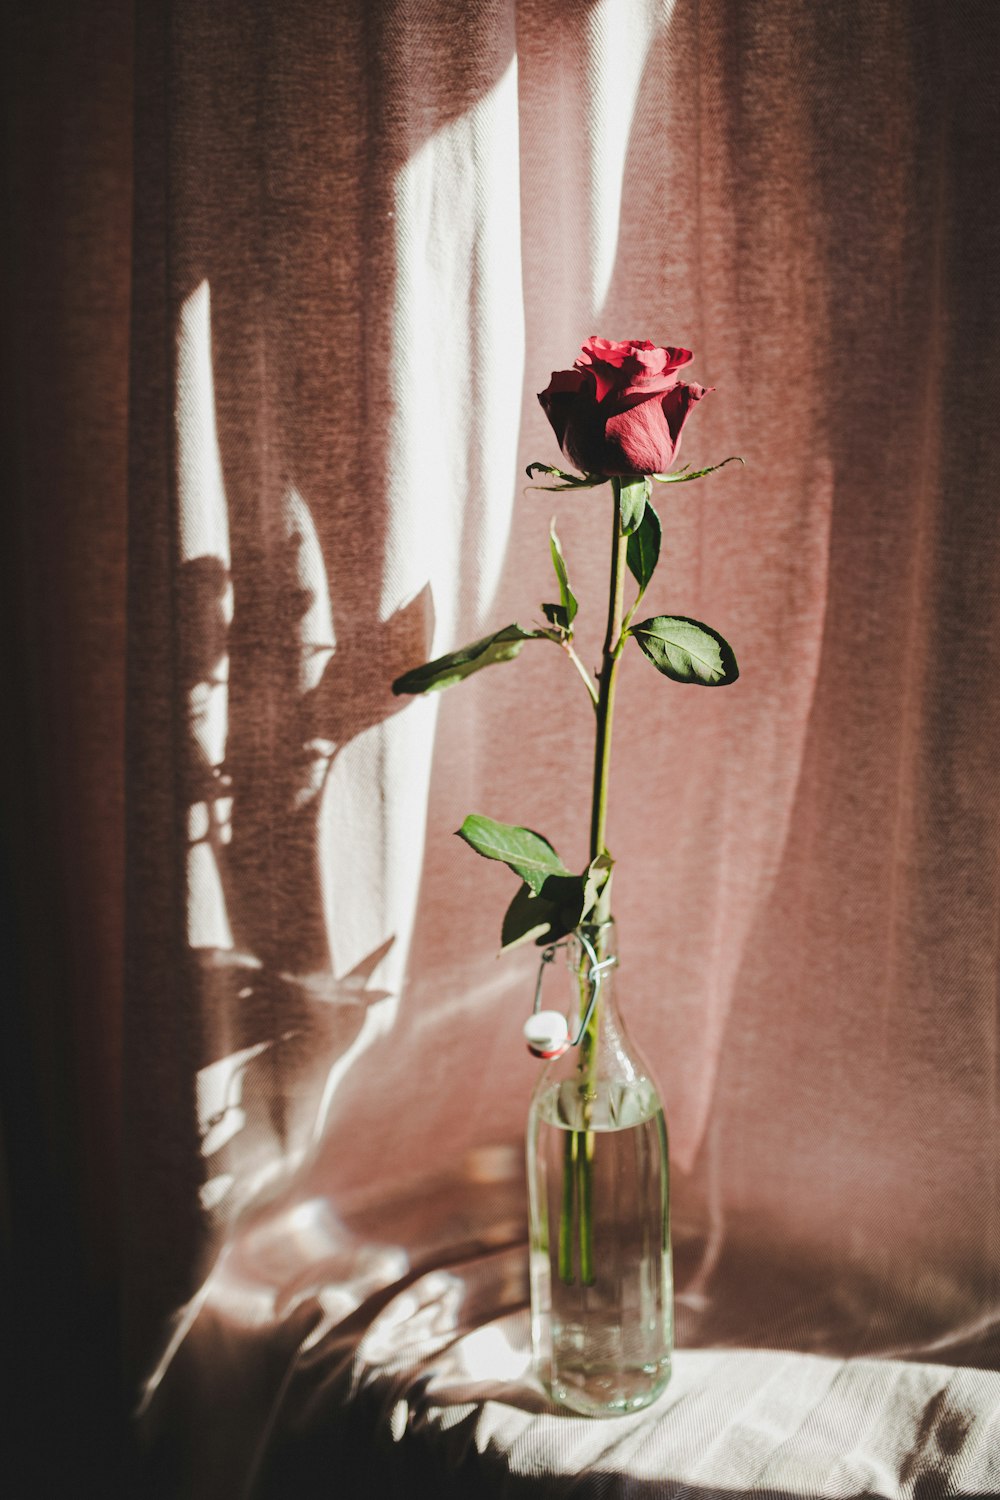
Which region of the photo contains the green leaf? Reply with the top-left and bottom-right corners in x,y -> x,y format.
581,853 -> 613,919
525,462 -> 609,492
499,881 -> 580,949
392,624 -> 542,695
537,873 -> 588,933
632,616 -> 739,686
499,854 -> 614,950
651,456 -> 744,484
618,477 -> 649,535
542,602 -> 569,630
549,522 -> 578,626
501,882 -> 557,949
538,854 -> 613,935
457,814 -> 569,895
626,501 -> 661,594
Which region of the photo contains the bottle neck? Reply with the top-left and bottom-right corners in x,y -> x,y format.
530,918 -> 645,1091
568,920 -> 625,1058
571,919 -> 618,1007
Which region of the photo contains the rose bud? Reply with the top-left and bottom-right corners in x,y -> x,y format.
538,336 -> 711,478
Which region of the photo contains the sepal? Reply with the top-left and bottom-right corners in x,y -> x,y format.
525,462 -> 609,492
651,456 -> 744,483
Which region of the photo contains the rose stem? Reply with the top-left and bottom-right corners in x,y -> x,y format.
591,476 -> 629,883
569,476 -> 630,1287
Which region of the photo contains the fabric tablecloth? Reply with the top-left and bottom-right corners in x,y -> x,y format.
139,1167 -> 1000,1498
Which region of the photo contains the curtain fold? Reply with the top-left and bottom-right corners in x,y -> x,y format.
4,0 -> 1000,1491
2,0 -> 133,1483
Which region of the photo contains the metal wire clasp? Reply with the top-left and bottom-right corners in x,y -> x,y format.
523,929 -> 617,1058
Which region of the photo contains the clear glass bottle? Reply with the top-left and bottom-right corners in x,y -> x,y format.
526,920 -> 673,1417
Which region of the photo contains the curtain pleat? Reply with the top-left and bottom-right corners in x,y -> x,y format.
2,0 -> 133,1482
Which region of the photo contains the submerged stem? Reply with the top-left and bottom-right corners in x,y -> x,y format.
577,1128 -> 595,1284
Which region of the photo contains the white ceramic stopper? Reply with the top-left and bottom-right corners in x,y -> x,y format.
523,1010 -> 570,1057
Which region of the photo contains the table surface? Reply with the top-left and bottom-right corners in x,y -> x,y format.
138,1183 -> 1000,1500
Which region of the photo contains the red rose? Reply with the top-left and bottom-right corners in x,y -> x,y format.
538,336 -> 711,477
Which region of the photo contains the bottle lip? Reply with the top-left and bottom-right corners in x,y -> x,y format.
566,918 -> 618,969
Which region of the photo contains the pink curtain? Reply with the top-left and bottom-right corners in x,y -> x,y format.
5,0 -> 999,1493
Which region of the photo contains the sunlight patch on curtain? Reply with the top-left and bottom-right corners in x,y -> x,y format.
318,54 -> 527,1011
382,55 -> 524,636
176,278 -> 233,952
585,0 -> 664,316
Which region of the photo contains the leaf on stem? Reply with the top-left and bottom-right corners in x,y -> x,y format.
498,853 -> 612,949
539,857 -> 612,937
549,521 -> 578,627
542,602 -> 570,630
651,456 -> 745,484
626,500 -> 661,594
537,873 -> 591,932
618,477 -> 649,536
391,624 -> 543,695
632,616 -> 739,686
457,814 -> 568,894
501,883 -> 558,949
499,880 -> 574,949
582,853 -> 613,915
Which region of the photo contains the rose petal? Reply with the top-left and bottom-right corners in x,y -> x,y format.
659,346 -> 694,376
661,381 -> 711,458
576,338 -> 695,402
602,393 -> 680,474
538,367 -> 594,450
